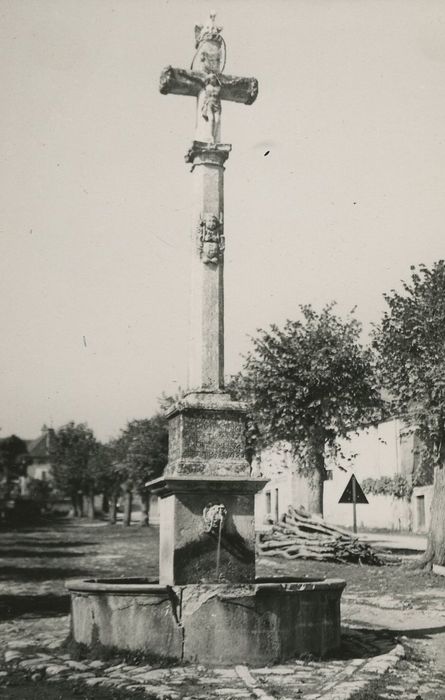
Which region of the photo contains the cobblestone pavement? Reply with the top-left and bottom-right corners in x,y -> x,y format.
1,525 -> 445,698
341,602 -> 445,699
370,643 -> 445,700
0,613 -> 440,700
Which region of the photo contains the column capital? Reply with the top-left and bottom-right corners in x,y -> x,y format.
185,140 -> 232,167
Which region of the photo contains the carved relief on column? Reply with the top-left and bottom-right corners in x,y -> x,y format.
197,213 -> 225,265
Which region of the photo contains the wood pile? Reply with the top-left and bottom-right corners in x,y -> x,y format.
258,505 -> 383,565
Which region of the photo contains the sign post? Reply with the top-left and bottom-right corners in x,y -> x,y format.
339,474 -> 368,534
352,475 -> 357,534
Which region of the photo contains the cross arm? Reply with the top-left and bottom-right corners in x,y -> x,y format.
160,67 -> 202,98
160,66 -> 258,105
219,75 -> 258,105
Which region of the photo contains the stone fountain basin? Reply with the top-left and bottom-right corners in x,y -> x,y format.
66,576 -> 346,666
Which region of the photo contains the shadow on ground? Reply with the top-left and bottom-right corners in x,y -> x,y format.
0,566 -> 95,581
337,623 -> 445,663
337,627 -> 396,659
0,540 -> 99,548
0,549 -> 86,558
0,594 -> 70,620
395,624 -> 445,640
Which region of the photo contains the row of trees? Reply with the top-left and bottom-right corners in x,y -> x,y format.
50,415 -> 168,526
6,260 -> 444,562
0,435 -> 31,500
233,260 -> 445,567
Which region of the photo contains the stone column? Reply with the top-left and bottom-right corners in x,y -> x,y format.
186,141 -> 231,392
148,139 -> 268,586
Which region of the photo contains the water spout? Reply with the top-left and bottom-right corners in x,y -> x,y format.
202,503 -> 227,580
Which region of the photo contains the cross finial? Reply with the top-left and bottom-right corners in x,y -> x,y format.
192,14 -> 226,75
194,12 -> 223,49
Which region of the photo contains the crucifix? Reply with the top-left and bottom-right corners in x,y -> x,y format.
160,13 -> 258,391
160,13 -> 258,145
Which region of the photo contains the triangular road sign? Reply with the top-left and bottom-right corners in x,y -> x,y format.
338,474 -> 368,504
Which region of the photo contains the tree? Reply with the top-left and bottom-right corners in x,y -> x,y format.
373,261 -> 445,566
235,304 -> 383,516
86,443 -> 117,519
94,440 -> 126,525
119,415 -> 168,526
51,422 -> 99,518
0,435 -> 30,498
27,477 -> 52,510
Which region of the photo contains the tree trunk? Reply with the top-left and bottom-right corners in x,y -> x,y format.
101,493 -> 109,514
109,494 -> 118,525
422,465 -> 445,567
140,492 -> 150,527
307,467 -> 325,517
123,490 -> 133,527
306,438 -> 326,517
86,489 -> 95,520
71,494 -> 79,517
78,493 -> 84,517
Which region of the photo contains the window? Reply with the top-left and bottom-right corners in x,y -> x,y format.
265,491 -> 271,515
417,495 -> 425,529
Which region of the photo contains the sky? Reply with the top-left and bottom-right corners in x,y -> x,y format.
1,0 -> 444,442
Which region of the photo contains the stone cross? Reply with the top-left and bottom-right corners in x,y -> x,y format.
151,15 -> 265,588
160,14 -> 258,144
160,14 -> 258,391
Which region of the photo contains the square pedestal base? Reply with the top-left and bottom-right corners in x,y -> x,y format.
164,392 -> 251,477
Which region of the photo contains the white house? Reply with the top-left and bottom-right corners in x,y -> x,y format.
255,418 -> 434,533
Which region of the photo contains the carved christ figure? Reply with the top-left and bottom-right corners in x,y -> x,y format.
199,75 -> 222,143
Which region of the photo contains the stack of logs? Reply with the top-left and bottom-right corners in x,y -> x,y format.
258,505 -> 383,565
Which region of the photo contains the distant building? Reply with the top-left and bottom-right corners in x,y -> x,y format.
25,426 -> 55,482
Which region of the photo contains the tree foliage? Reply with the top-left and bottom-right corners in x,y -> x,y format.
50,422 -> 99,515
361,475 -> 412,500
112,414 -> 168,526
373,261 -> 445,565
49,415 -> 168,523
0,435 -> 30,497
373,261 -> 445,463
26,477 -> 52,506
235,304 -> 383,515
119,414 -> 168,494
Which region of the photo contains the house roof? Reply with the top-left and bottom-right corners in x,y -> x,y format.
25,429 -> 55,459
26,434 -> 49,458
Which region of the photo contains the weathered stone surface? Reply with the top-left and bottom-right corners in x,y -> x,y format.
45,664 -> 69,677
163,393 -> 251,477
69,589 -> 183,660
8,640 -> 32,649
187,147 -> 227,391
66,660 -> 90,671
20,659 -> 48,671
155,480 -> 266,585
180,582 -> 345,665
67,580 -> 345,666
